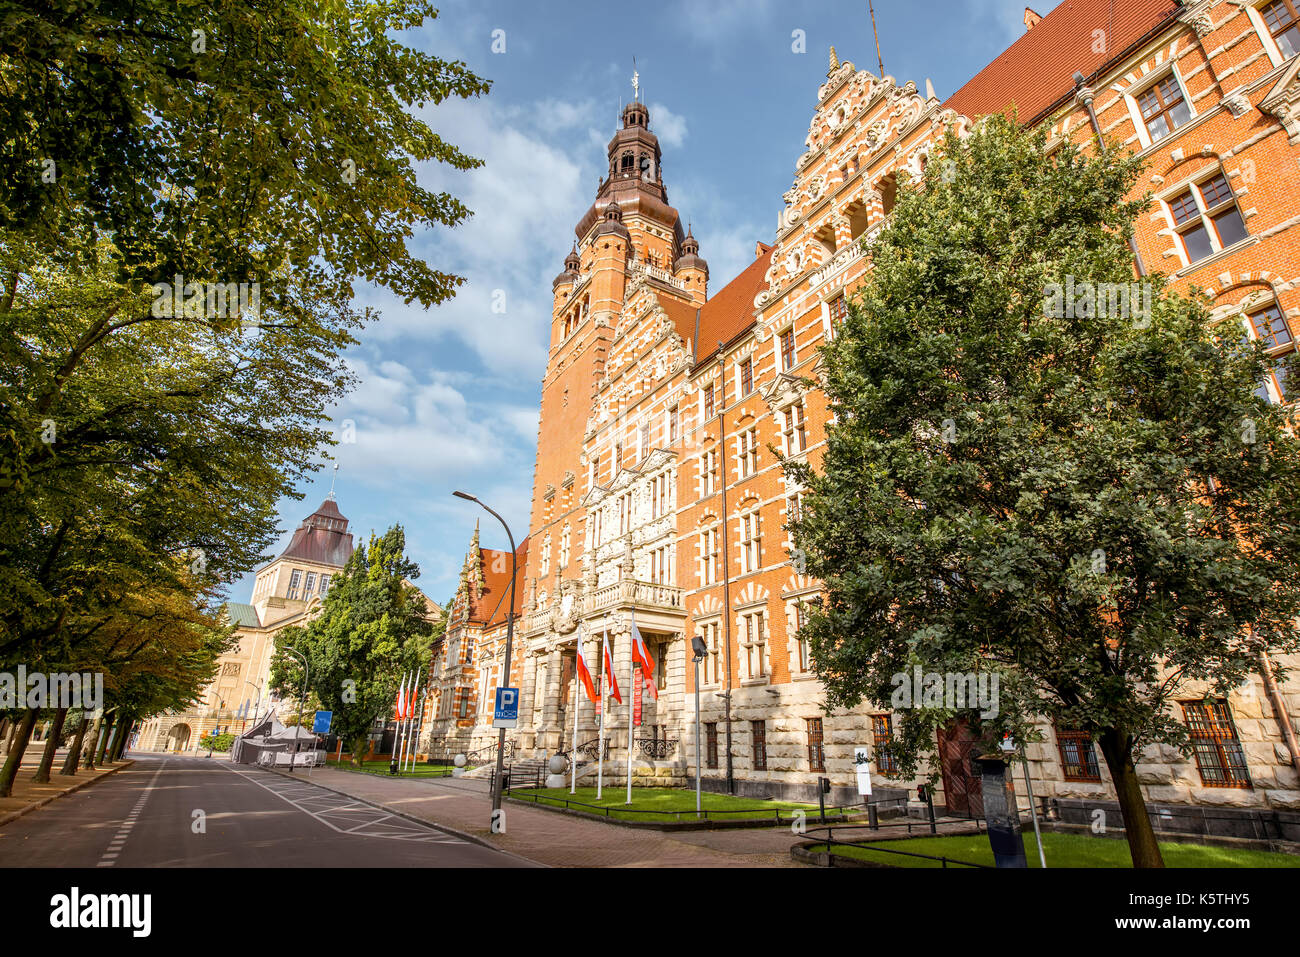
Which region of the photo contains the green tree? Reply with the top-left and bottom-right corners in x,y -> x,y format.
270,525 -> 438,766
788,115 -> 1300,869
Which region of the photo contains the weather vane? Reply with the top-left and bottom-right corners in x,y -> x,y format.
631,57 -> 639,102
328,461 -> 339,500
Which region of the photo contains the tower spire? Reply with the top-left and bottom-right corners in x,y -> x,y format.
327,461 -> 339,500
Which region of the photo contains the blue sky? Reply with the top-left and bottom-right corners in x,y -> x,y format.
236,0 -> 1064,607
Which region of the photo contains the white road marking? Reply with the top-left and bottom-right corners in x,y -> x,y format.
96,758 -> 168,868
225,767 -> 467,844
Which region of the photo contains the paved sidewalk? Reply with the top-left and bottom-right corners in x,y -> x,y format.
289,767 -> 809,867
0,748 -> 133,827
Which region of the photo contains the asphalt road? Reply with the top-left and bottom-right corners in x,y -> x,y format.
0,754 -> 530,868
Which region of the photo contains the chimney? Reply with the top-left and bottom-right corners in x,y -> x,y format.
1024,7 -> 1042,31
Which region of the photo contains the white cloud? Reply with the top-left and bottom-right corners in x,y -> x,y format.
649,102 -> 688,149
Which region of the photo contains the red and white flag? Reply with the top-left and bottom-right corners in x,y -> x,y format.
575,633 -> 598,704
395,675 -> 408,720
630,619 -> 658,700
603,635 -> 622,704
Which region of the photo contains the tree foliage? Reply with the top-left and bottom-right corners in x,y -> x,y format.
788,114 -> 1300,867
270,525 -> 438,765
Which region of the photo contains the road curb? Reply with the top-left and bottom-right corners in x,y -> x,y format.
0,760 -> 136,829
259,766 -> 546,868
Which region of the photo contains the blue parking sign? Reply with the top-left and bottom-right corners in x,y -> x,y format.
492,688 -> 519,729
313,710 -> 333,734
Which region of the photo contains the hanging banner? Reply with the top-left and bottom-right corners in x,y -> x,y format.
633,669 -> 643,727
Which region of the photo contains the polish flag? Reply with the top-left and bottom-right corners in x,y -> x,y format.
575,635 -> 598,704
630,619 -> 658,700
603,637 -> 622,704
395,675 -> 407,720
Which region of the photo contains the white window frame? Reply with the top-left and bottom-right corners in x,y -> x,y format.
1249,0 -> 1300,67
1163,170 -> 1249,268
1124,67 -> 1194,150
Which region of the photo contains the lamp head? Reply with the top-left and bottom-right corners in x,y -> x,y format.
452,490 -> 477,502
690,635 -> 707,660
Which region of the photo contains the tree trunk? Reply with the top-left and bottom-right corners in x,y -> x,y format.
32,707 -> 68,783
350,735 -> 369,768
1098,727 -> 1165,868
0,710 -> 39,797
82,714 -> 104,769
94,713 -> 117,766
61,713 -> 89,775
111,717 -> 133,761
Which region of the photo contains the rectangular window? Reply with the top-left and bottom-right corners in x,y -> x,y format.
463,635 -> 475,665
705,722 -> 719,769
807,717 -> 825,772
793,602 -> 812,673
829,294 -> 848,325
703,384 -> 715,421
668,405 -> 679,443
740,511 -> 761,574
1262,0 -> 1300,58
783,402 -> 807,454
780,328 -> 796,371
1246,304 -> 1296,404
740,358 -> 754,397
1181,700 -> 1252,788
639,421 -> 651,460
698,527 -> 719,585
1137,74 -> 1191,142
752,720 -> 767,771
872,714 -> 900,777
457,690 -> 469,719
700,448 -> 718,496
287,569 -> 302,601
654,642 -> 667,691
1170,173 -> 1248,265
320,575 -> 332,595
1054,724 -> 1102,782
741,610 -> 767,679
699,620 -> 722,685
303,572 -> 317,595
738,429 -> 758,478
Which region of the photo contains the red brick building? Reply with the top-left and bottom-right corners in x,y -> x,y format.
425,0 -> 1300,838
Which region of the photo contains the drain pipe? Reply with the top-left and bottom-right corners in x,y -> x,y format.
1259,650 -> 1300,772
1073,70 -> 1147,277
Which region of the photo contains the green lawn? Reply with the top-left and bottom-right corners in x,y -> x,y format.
330,758 -> 457,778
810,831 -> 1300,869
512,786 -> 847,823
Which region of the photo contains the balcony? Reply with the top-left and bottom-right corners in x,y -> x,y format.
586,579 -> 684,615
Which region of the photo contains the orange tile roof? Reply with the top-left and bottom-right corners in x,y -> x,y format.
694,243 -> 773,367
655,293 -> 699,345
471,542 -> 528,629
944,0 -> 1181,125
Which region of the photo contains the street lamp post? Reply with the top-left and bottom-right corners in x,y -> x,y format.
453,490 -> 518,832
283,647 -> 309,773
691,635 -> 707,817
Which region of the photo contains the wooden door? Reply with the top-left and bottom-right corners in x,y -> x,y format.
937,720 -> 984,818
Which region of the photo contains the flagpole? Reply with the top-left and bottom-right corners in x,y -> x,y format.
626,611 -> 636,805
571,632 -> 582,794
407,668 -> 422,770
408,669 -> 421,770
391,672 -> 408,774
596,623 -> 608,800
408,685 -> 426,772
400,668 -> 418,772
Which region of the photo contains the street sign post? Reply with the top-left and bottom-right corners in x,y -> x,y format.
312,710 -> 333,735
492,687 -> 519,729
